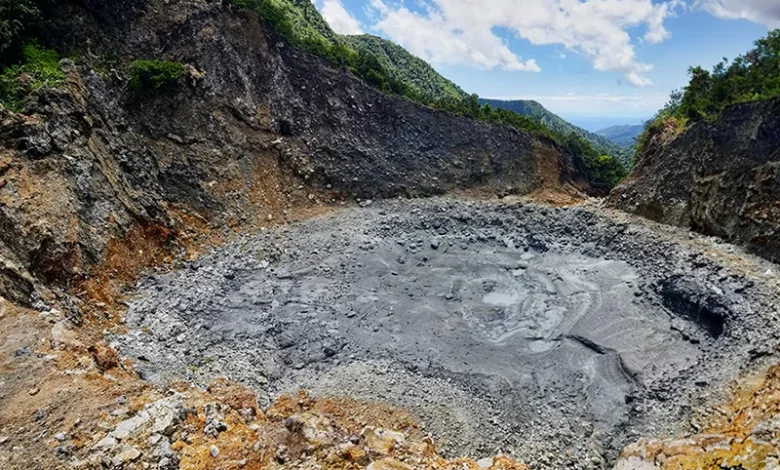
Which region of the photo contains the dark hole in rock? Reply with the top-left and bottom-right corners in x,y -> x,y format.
658,275 -> 727,339
279,120 -> 293,136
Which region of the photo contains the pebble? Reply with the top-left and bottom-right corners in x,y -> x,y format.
210,445 -> 220,457
54,432 -> 67,441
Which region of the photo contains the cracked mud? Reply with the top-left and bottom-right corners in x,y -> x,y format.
117,199 -> 779,469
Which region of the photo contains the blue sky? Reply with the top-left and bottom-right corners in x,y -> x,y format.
313,0 -> 778,130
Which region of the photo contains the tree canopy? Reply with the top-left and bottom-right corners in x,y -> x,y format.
664,29 -> 780,122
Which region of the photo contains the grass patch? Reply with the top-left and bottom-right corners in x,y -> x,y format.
0,43 -> 64,111
129,60 -> 186,93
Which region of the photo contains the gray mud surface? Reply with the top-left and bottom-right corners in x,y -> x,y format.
117,199 -> 780,469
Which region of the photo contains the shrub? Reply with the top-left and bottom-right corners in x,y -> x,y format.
232,0 -> 294,40
0,0 -> 46,62
129,60 -> 186,92
584,154 -> 629,191
0,43 -> 64,111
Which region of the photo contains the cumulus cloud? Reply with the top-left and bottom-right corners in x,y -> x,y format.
318,0 -> 364,35
697,0 -> 780,28
371,4 -> 540,72
369,0 -> 686,86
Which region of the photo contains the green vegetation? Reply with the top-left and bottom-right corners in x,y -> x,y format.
480,99 -> 635,166
636,29 -> 780,162
562,132 -> 628,192
341,35 -> 467,101
0,0 -> 46,62
129,60 -> 186,92
270,0 -> 339,44
0,43 -> 64,111
671,29 -> 780,122
0,0 -> 67,110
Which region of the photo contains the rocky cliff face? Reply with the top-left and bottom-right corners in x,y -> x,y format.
611,98 -> 780,262
0,0 -> 584,305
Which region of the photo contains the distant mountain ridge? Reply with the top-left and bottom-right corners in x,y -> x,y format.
479,99 -> 634,165
596,124 -> 645,146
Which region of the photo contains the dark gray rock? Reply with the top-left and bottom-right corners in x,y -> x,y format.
611,98 -> 780,262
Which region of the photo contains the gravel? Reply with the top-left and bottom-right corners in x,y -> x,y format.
115,198 -> 780,469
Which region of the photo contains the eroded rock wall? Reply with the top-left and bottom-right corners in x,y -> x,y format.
0,0 -> 584,304
611,98 -> 780,262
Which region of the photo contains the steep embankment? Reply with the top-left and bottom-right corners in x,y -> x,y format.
0,0 -> 585,306
611,98 -> 780,262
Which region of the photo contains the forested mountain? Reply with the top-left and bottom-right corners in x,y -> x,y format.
264,0 -> 465,101
272,0 -> 340,43
341,35 -> 467,101
596,124 -> 645,146
480,99 -> 634,165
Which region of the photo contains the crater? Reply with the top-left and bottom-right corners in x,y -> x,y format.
117,200 -> 763,468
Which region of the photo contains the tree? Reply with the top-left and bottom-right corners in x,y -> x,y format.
680,66 -> 713,120
0,0 -> 43,63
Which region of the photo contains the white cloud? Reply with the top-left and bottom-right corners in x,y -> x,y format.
318,0 -> 364,35
370,3 -> 540,72
697,0 -> 780,28
369,0 -> 686,86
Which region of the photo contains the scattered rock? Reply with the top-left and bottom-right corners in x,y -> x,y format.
111,445 -> 141,467
366,457 -> 413,470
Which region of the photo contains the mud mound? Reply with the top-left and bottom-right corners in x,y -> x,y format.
116,199 -> 778,469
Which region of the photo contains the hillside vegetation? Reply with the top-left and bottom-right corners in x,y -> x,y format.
636,29 -> 780,158
480,99 -> 635,166
596,124 -> 644,146
341,35 -> 467,101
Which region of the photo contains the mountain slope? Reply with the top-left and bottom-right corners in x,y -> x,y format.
480,98 -> 633,165
266,0 -> 465,101
596,124 -> 644,146
341,34 -> 467,101
271,0 -> 340,44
